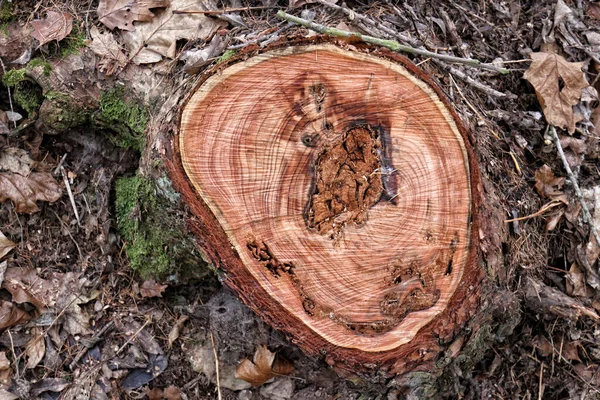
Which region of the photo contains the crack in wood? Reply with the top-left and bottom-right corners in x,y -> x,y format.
305,125 -> 385,238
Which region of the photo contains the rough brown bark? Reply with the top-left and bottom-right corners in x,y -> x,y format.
170,39 -> 485,375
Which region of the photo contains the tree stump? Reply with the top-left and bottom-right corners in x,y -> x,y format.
171,42 -> 484,375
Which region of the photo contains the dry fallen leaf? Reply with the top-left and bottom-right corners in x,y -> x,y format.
574,363 -> 600,385
0,232 -> 15,260
532,335 -> 553,357
0,352 -> 11,390
235,345 -> 294,387
534,165 -> 568,202
0,172 -> 62,214
140,279 -> 168,298
25,329 -> 45,369
524,52 -> 589,133
30,11 -> 73,47
122,0 -> 224,64
86,26 -> 127,76
0,300 -> 30,330
97,0 -> 170,31
2,267 -> 59,308
0,148 -> 33,176
566,263 -> 588,297
167,315 -> 188,348
562,340 -> 582,362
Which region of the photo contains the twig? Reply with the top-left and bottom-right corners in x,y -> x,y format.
313,0 -> 420,47
174,6 -> 275,15
0,57 -> 17,129
504,200 -> 564,223
228,22 -> 293,50
449,74 -> 502,138
61,166 -> 81,226
53,154 -> 68,176
116,317 -> 151,355
549,125 -> 600,248
276,11 -> 510,75
209,331 -> 222,400
437,60 -> 513,98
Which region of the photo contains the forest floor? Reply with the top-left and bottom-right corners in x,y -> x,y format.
1,0 -> 600,399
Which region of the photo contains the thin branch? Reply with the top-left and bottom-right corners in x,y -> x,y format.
549,125 -> 600,247
276,11 -> 510,75
173,6 -> 275,15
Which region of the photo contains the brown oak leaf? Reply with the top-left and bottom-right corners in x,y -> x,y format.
235,345 -> 294,386
122,0 -> 225,64
524,52 -> 589,133
140,279 -> 168,298
97,0 -> 170,31
87,26 -> 127,76
0,351 -> 12,390
0,172 -> 62,214
30,11 -> 73,47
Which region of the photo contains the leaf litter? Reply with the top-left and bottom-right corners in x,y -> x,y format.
30,10 -> 73,47
235,345 -> 294,387
524,52 -> 589,133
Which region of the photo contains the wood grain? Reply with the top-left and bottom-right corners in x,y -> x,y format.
177,43 -> 480,367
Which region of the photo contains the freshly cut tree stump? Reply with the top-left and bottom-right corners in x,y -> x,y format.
173,42 -> 483,374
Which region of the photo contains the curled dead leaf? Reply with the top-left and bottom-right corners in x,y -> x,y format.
524,52 -> 589,133
235,345 -> 293,387
167,315 -> 188,348
97,0 -> 170,31
0,300 -> 30,330
140,280 -> 168,298
0,172 -> 62,214
30,11 -> 73,47
534,165 -> 567,203
0,231 -> 15,260
566,263 -> 589,297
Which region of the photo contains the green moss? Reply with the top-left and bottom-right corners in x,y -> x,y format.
0,1 -> 13,22
13,83 -> 43,117
217,49 -> 236,64
40,91 -> 88,131
59,30 -> 86,58
2,68 -> 26,87
1,68 -> 43,117
96,87 -> 148,151
27,58 -> 51,76
116,176 -> 170,277
115,175 -> 209,278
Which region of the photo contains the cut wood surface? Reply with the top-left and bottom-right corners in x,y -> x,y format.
176,43 -> 482,372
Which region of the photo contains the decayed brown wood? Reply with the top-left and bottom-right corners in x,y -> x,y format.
173,41 -> 483,374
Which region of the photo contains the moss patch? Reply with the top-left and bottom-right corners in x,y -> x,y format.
40,91 -> 89,131
13,82 -> 43,117
217,49 -> 236,64
2,69 -> 27,87
0,1 -> 14,34
116,175 -> 209,279
96,87 -> 149,151
2,68 -> 44,117
28,58 -> 52,76
59,30 -> 86,58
